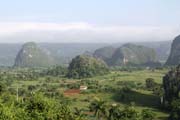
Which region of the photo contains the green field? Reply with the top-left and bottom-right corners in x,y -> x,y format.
9,69 -> 169,119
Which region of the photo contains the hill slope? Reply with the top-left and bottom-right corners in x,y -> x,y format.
166,35 -> 180,65
93,46 -> 116,65
67,55 -> 109,78
14,42 -> 55,67
0,41 -> 170,66
109,43 -> 159,66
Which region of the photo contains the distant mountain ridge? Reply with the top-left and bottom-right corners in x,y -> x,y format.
0,41 -> 171,66
94,43 -> 160,67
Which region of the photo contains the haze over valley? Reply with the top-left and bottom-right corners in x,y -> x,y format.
0,1 -> 180,120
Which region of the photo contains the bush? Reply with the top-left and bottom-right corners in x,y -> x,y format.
117,81 -> 137,88
43,66 -> 67,76
141,109 -> 156,120
169,99 -> 180,120
145,78 -> 156,90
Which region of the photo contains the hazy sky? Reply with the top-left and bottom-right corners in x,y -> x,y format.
0,0 -> 180,43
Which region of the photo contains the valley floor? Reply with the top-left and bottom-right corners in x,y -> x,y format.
10,69 -> 169,119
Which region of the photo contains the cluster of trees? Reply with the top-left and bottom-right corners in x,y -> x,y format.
42,66 -> 67,77
89,98 -> 155,120
67,55 -> 109,79
0,87 -> 157,120
0,66 -> 67,83
163,65 -> 180,120
0,93 -> 85,120
0,68 -> 41,82
145,78 -> 163,96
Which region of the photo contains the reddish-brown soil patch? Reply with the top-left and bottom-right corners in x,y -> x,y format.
84,111 -> 94,115
64,89 -> 81,96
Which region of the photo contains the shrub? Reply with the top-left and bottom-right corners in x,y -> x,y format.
169,99 -> 180,120
145,78 -> 156,90
141,109 -> 156,120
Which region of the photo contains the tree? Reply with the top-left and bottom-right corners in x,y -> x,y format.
118,105 -> 139,120
163,65 -> 180,105
24,93 -> 85,120
141,109 -> 155,120
45,66 -> 67,76
169,99 -> 180,120
0,82 -> 6,94
89,97 -> 108,120
163,65 -> 180,119
145,78 -> 156,90
108,105 -> 121,120
74,107 -> 87,120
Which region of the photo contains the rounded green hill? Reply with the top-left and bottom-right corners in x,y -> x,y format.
67,55 -> 109,78
14,42 -> 55,68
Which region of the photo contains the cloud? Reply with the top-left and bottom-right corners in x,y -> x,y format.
0,22 -> 179,43
0,22 -> 93,35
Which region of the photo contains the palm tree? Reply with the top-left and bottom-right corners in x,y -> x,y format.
119,105 -> 139,120
89,97 -> 108,120
108,104 -> 120,120
74,107 -> 87,120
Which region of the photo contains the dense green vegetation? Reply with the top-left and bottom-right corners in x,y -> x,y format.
43,66 -> 67,77
0,93 -> 84,120
162,65 -> 180,120
67,55 -> 109,79
0,65 -> 171,120
2,48 -> 180,119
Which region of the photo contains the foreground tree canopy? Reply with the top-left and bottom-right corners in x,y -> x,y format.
67,55 -> 109,78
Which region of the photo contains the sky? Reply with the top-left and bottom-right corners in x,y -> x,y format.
0,0 -> 180,43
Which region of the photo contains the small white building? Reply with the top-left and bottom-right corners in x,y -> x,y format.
80,85 -> 88,90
